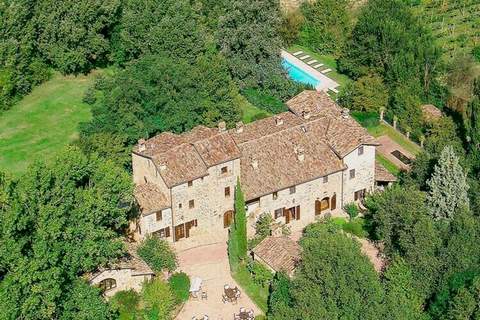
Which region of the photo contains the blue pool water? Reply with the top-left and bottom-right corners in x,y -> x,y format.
282,59 -> 320,88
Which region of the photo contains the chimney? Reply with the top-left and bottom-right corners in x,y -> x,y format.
138,139 -> 146,152
251,157 -> 258,170
159,163 -> 167,171
342,108 -> 350,119
275,116 -> 284,126
296,147 -> 305,162
236,121 -> 244,133
218,121 -> 227,132
302,108 -> 311,120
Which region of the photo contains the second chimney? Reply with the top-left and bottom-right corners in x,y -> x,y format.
342,108 -> 350,119
236,121 -> 244,133
302,108 -> 311,120
218,121 -> 227,132
275,116 -> 284,126
251,158 -> 259,169
138,139 -> 146,152
296,147 -> 305,162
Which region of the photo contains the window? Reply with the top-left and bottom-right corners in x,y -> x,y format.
156,211 -> 162,221
188,180 -> 193,187
272,192 -> 278,200
189,200 -> 195,209
99,278 -> 116,292
274,208 -> 283,219
221,166 -> 228,174
225,186 -> 230,197
323,176 -> 328,183
289,186 -> 296,194
358,146 -> 364,155
349,169 -> 356,179
153,227 -> 170,238
178,203 -> 182,209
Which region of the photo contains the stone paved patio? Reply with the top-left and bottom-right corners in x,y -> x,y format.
175,241 -> 261,320
376,135 -> 415,171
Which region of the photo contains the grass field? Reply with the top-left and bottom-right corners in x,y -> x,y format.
236,94 -> 271,123
0,72 -> 96,176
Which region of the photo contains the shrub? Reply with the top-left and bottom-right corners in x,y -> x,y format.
345,203 -> 359,220
473,46 -> 480,62
168,272 -> 190,303
242,88 -> 287,114
142,278 -> 176,319
110,290 -> 140,320
82,86 -> 96,105
279,10 -> 304,46
247,260 -> 274,288
137,235 -> 177,273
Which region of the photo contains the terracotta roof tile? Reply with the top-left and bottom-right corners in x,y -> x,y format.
193,132 -> 241,167
134,183 -> 171,214
421,104 -> 442,122
152,144 -> 208,187
252,236 -> 301,274
375,161 -> 397,182
239,118 -> 346,200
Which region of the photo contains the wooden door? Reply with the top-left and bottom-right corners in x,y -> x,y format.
296,206 -> 300,220
284,208 -> 290,224
185,221 -> 192,238
174,224 -> 185,241
331,194 -> 337,210
315,200 -> 322,215
224,210 -> 233,228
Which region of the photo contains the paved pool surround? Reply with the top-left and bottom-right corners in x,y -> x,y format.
281,50 -> 339,92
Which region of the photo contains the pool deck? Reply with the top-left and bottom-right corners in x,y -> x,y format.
281,50 -> 339,92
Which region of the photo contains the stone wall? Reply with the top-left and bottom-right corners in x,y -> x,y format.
138,207 -> 173,241
90,269 -> 153,298
342,145 -> 376,204
246,170 -> 345,235
170,158 -> 240,240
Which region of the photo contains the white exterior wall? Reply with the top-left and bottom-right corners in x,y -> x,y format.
139,208 -> 173,241
342,145 -> 376,204
90,269 -> 153,298
171,158 -> 240,239
246,171 -> 345,235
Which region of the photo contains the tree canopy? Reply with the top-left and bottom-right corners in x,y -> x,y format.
0,147 -> 132,319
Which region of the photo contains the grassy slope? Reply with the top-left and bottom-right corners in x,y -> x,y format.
0,72 -> 96,175
236,94 -> 271,123
414,1 -> 480,62
232,265 -> 269,313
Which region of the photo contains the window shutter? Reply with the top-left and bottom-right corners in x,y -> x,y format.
165,227 -> 170,238
331,194 -> 337,210
296,206 -> 300,220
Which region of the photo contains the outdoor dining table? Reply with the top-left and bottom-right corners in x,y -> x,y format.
238,311 -> 251,320
225,288 -> 237,300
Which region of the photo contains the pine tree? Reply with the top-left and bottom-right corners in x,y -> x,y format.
426,145 -> 469,220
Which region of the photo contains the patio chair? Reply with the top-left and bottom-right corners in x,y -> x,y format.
222,294 -> 228,304
202,315 -> 209,320
224,284 -> 230,290
240,307 -> 246,313
201,291 -> 207,300
233,314 -> 240,320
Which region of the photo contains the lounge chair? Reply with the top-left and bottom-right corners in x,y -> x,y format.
330,88 -> 339,94
299,55 -> 310,60
322,68 -> 332,74
307,60 -> 317,65
312,63 -> 324,68
293,51 -> 303,56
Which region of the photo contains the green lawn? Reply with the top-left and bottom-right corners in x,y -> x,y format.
331,217 -> 368,238
287,44 -> 352,88
236,94 -> 271,124
0,71 -> 96,176
366,122 -> 422,156
376,153 -> 401,176
232,264 -> 269,313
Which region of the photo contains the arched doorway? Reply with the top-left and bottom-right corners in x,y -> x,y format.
224,210 -> 234,228
315,197 -> 330,215
99,278 -> 116,292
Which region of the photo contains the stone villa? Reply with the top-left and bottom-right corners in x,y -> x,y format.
131,90 -> 391,246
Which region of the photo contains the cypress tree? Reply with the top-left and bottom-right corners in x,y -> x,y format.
426,145 -> 469,220
228,179 -> 247,271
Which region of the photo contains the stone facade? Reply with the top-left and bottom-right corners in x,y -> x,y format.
89,268 -> 153,298
131,91 -> 380,249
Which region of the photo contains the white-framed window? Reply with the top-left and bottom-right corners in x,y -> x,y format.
349,169 -> 356,179
323,176 -> 328,183
289,186 -> 296,194
358,146 -> 364,155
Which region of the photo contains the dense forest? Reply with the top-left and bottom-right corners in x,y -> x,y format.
1,0 -> 480,319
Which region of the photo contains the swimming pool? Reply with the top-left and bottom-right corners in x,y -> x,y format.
282,58 -> 320,88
